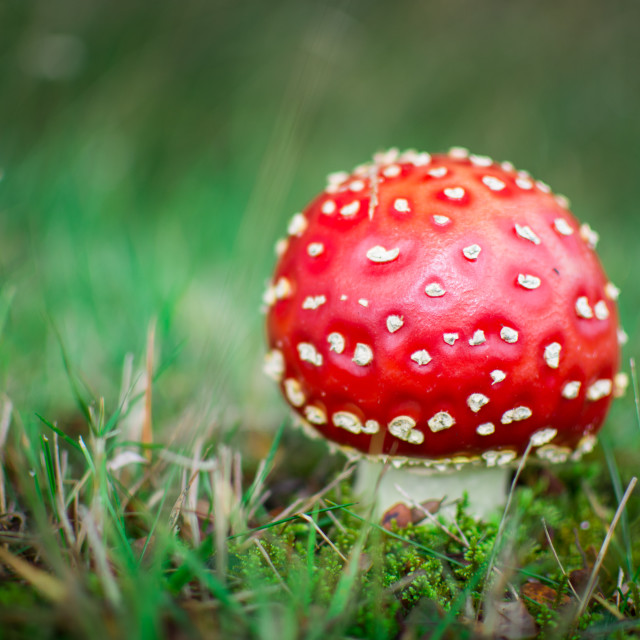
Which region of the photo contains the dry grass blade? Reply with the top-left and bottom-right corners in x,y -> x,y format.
265,461 -> 355,530
158,449 -> 218,471
78,506 -> 121,607
142,319 -> 156,460
186,439 -> 204,547
299,512 -> 347,562
56,495 -> 77,550
616,567 -> 624,608
212,447 -> 241,580
485,441 -> 533,584
0,471 -> 6,518
0,546 -> 68,604
451,518 -> 470,548
394,484 -> 466,547
52,433 -> 65,506
542,518 -> 580,599
0,396 -> 12,511
253,538 -> 292,595
574,476 -> 638,622
631,358 -> 640,433
481,441 -> 532,631
320,498 -> 347,534
385,569 -> 428,594
244,458 -> 270,523
169,468 -> 200,533
0,397 -> 12,451
592,593 -> 626,620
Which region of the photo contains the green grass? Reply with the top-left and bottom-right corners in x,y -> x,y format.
1,0 -> 640,637
0,384 -> 639,638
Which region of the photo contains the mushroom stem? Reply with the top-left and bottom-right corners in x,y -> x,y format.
354,459 -> 511,520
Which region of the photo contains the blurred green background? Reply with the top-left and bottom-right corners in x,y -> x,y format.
1,0 -> 639,447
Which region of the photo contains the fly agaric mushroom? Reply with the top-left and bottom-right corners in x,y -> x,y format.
263,148 -> 625,516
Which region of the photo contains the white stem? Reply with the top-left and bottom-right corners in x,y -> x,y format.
354,460 -> 510,520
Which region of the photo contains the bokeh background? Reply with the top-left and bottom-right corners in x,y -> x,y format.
1,0 -> 639,450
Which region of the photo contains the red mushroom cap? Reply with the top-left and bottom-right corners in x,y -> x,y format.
264,149 -> 624,468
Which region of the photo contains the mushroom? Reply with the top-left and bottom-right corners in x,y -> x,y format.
263,148 -> 624,517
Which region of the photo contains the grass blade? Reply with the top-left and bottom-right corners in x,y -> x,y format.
335,505 -> 466,568
35,413 -> 83,453
228,502 -> 358,540
49,321 -> 93,425
242,420 -> 285,509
